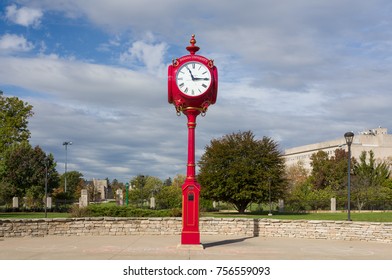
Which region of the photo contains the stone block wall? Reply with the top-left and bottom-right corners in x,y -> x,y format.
256,219 -> 392,243
0,217 -> 391,243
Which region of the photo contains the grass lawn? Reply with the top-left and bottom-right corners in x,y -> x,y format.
0,212 -> 71,219
1,211 -> 392,222
204,211 -> 392,222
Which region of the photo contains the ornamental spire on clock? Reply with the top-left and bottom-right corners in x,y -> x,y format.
186,34 -> 200,55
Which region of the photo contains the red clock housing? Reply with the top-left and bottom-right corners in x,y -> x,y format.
168,36 -> 218,115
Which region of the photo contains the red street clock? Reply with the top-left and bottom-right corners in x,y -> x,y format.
168,35 -> 218,245
168,35 -> 218,116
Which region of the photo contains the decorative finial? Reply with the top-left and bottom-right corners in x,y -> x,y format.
186,34 -> 200,55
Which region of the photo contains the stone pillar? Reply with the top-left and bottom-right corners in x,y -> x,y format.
12,197 -> 19,209
278,199 -> 284,213
150,196 -> 156,209
46,197 -> 52,209
79,189 -> 89,208
116,189 -> 123,205
331,197 -> 336,212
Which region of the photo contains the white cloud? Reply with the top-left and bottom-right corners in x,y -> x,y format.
0,55 -> 164,108
120,36 -> 168,77
3,0 -> 392,181
0,34 -> 34,53
5,4 -> 43,28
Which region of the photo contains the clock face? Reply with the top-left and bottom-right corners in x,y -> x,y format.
176,61 -> 212,97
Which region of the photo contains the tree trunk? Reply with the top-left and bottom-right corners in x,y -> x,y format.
237,203 -> 248,214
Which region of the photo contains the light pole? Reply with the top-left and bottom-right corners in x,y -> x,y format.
44,155 -> 48,218
63,141 -> 72,193
268,178 -> 273,216
344,131 -> 354,221
265,166 -> 273,216
125,182 -> 129,206
139,175 -> 145,208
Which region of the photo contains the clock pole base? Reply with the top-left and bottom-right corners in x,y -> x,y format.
177,243 -> 204,251
181,231 -> 200,245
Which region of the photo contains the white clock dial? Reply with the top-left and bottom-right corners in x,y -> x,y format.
176,62 -> 212,96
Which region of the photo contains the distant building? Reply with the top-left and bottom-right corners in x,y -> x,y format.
284,127 -> 392,171
92,178 -> 110,200
83,179 -> 113,201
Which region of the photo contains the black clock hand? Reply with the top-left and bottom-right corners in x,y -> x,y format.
185,65 -> 195,80
193,78 -> 210,81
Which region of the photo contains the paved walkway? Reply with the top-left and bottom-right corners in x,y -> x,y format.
1,235 -> 392,260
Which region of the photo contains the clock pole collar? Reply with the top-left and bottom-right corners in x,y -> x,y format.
186,34 -> 200,55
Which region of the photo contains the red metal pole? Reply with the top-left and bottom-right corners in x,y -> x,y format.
181,109 -> 201,245
185,110 -> 198,179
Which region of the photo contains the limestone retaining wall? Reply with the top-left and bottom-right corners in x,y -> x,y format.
0,217 -> 391,243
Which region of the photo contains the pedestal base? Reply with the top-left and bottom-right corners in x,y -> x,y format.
181,231 -> 200,245
177,244 -> 204,251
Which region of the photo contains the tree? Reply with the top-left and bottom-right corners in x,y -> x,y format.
198,131 -> 287,213
25,185 -> 45,208
285,161 -> 309,194
128,175 -> 162,207
309,150 -> 329,189
0,93 -> 34,152
156,174 -> 184,209
109,178 -> 124,199
163,177 -> 172,187
309,149 -> 350,192
156,184 -> 182,209
57,171 -> 84,200
172,174 -> 186,188
110,178 -> 124,191
352,150 -> 391,210
0,142 -> 59,204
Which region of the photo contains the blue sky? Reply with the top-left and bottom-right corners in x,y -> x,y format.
1,0 -> 392,182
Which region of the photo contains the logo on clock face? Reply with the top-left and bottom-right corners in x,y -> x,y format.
176,61 -> 212,97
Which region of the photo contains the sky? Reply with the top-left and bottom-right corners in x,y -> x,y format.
1,0 -> 392,183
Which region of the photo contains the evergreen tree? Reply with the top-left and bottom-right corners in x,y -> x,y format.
352,150 -> 391,210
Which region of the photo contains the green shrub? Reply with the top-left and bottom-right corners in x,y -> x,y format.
69,204 -> 91,217
69,203 -> 182,218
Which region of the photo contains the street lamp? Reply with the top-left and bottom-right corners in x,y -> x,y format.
344,131 -> 354,221
63,141 -> 72,193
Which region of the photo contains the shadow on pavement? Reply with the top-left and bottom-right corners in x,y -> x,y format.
202,237 -> 255,248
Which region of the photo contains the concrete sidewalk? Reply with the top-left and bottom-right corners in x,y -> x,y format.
1,235 -> 392,260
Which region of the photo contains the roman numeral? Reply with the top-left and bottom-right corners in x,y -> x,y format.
202,84 -> 207,88
184,87 -> 188,93
179,83 -> 184,88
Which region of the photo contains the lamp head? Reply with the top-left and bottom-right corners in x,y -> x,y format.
344,131 -> 354,146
